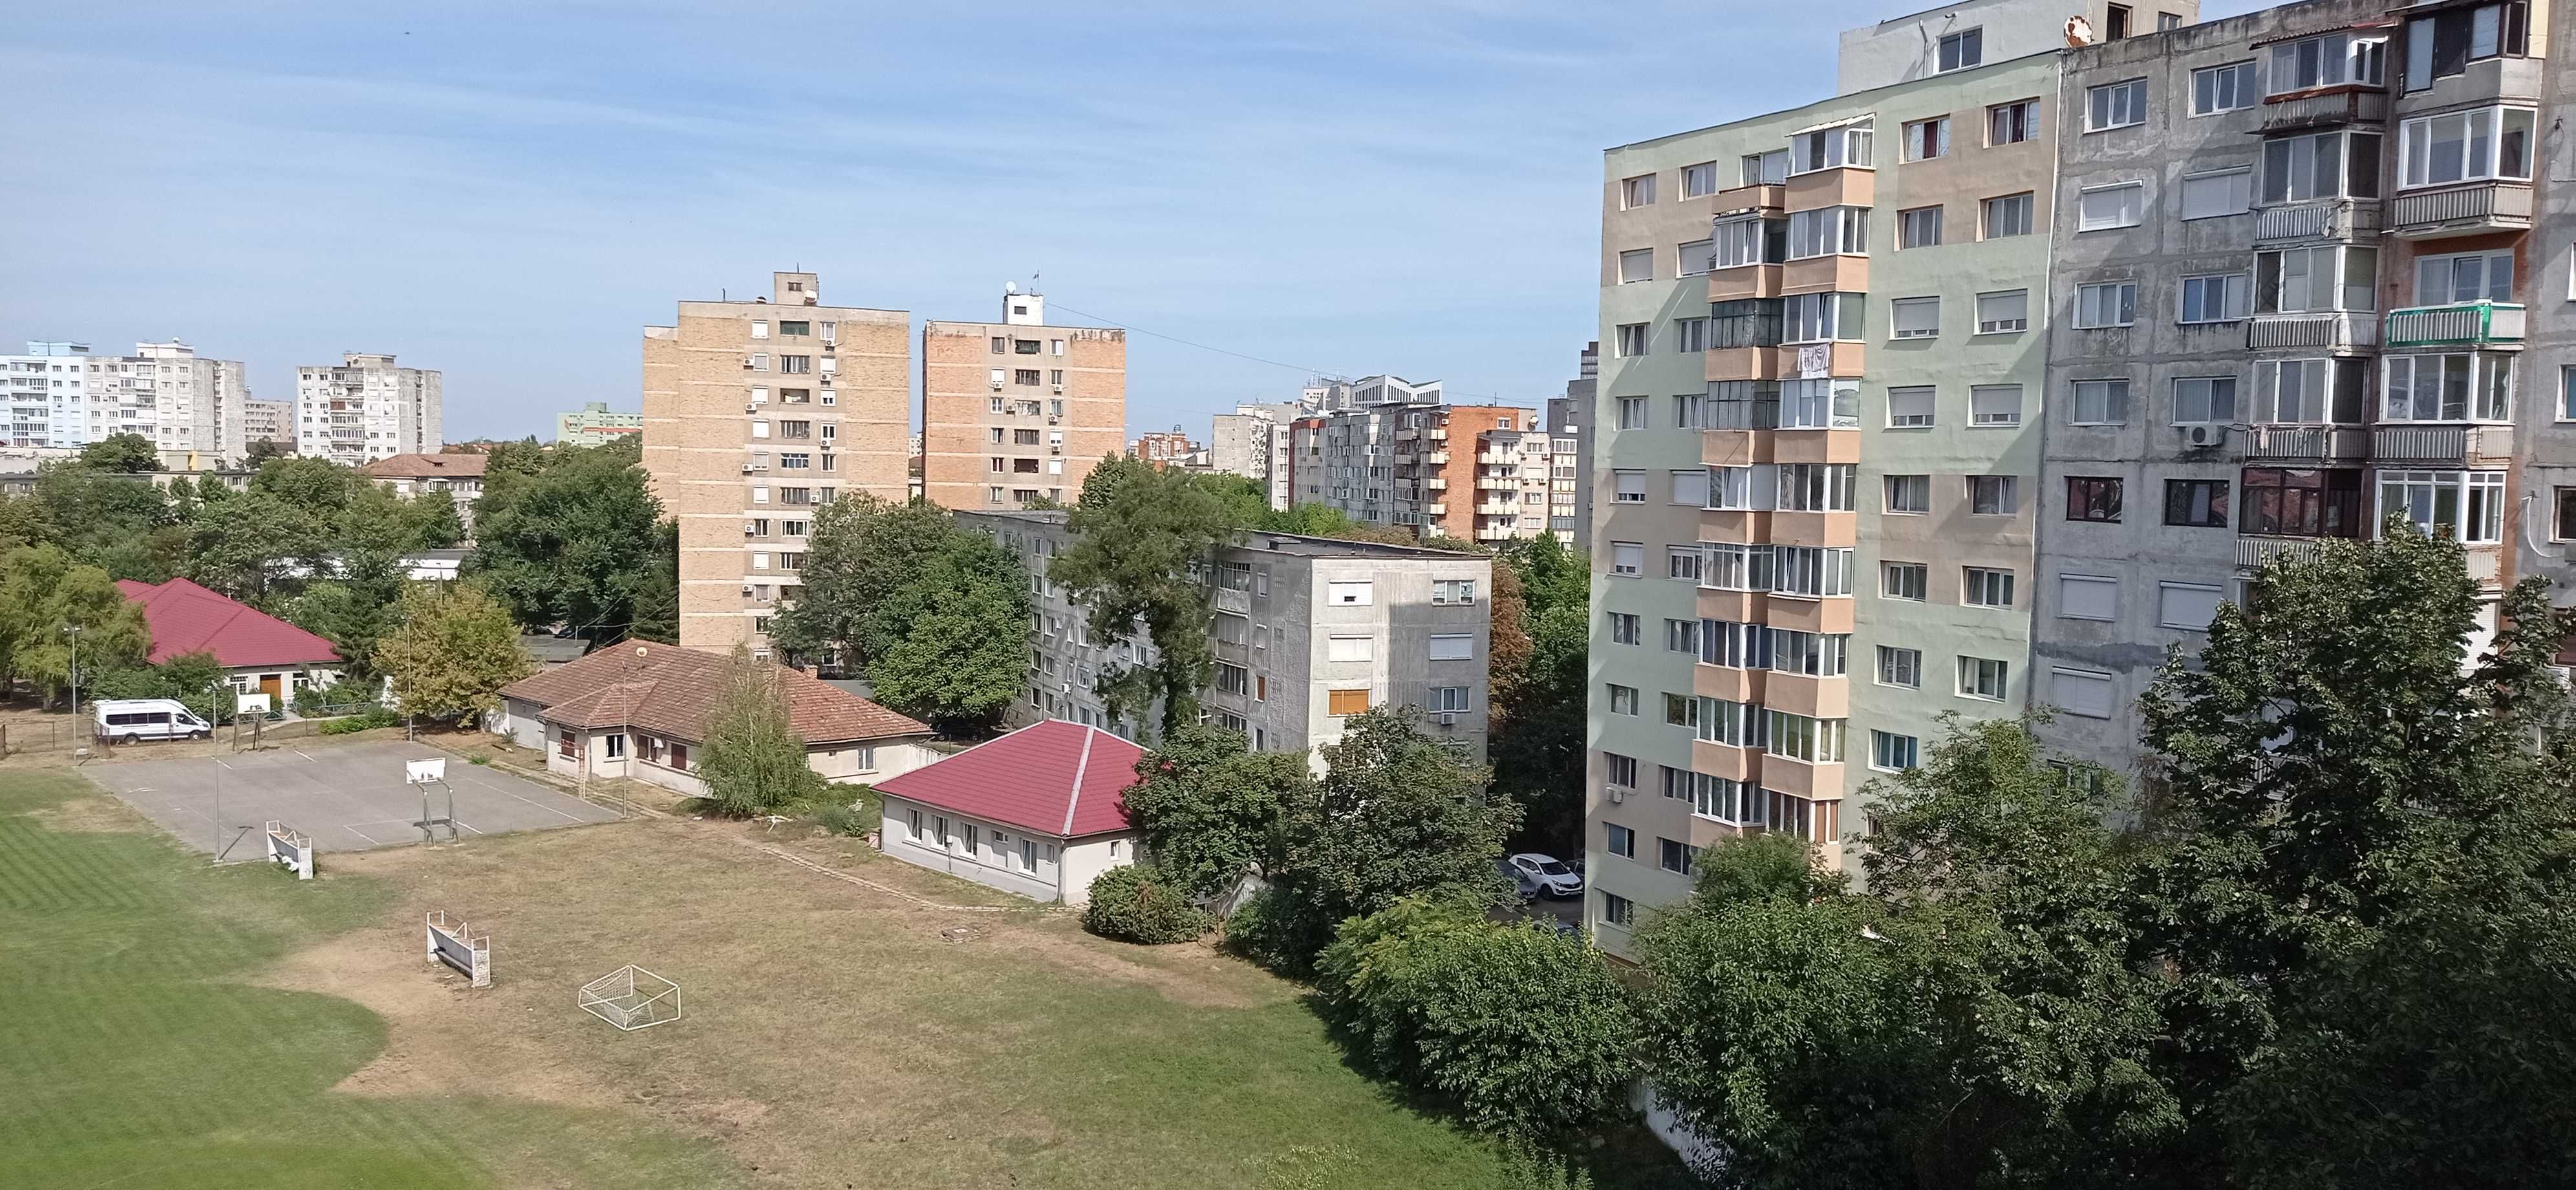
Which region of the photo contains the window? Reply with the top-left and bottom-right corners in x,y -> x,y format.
2158,582 -> 2226,631
1327,634 -> 1375,662
1777,464 -> 1854,512
2058,574 -> 2119,621
1327,688 -> 1370,717
1761,710 -> 1846,764
2258,246 -> 2377,314
2271,29 -> 2385,91
1768,546 -> 1854,598
1611,543 -> 1643,577
2077,183 -> 2144,232
1882,561 -> 1928,601
2107,3 -> 2131,38
1708,466 -> 1773,511
1327,580 -> 1373,605
1988,98 -> 2039,145
1887,385 -> 1935,428
1620,173 -> 1656,208
1968,475 -> 2018,515
1432,578 -> 1477,605
2384,354 -> 2512,422
1609,612 -> 1640,645
1602,892 -> 1635,927
1896,205 -> 1944,250
2397,107 -> 2534,189
1615,323 -> 1648,356
2564,365 -> 2576,422
1974,292 -> 2028,335
1885,474 -> 1929,514
2556,486 -> 2576,540
2253,358 -> 2368,424
1605,822 -> 1635,858
1741,149 -> 1789,186
2180,273 -> 2250,323
1902,116 -> 1950,162
1613,470 -> 1648,504
1677,240 -> 1713,278
1970,384 -> 2022,426
2066,475 -> 2123,522
1784,292 -> 1864,341
1616,396 -> 1648,429
2075,281 -> 2138,328
1964,567 -> 2015,609
1658,838 -> 1698,876
1607,685 -> 1641,717
1938,27 -> 1982,71
2164,479 -> 2231,527
2403,3 -> 2529,92
1663,692 -> 1699,730
2377,470 -> 2507,543
1876,646 -> 1921,688
2050,667 -> 2117,719
1668,545 -> 1703,582
1981,193 -> 2034,239
1779,379 -> 1860,429
1710,217 -> 1785,269
2240,467 -> 2363,537
750,320 -> 769,339
2087,79 -> 2147,131
1870,730 -> 1919,772
2174,376 -> 2236,427
1788,207 -> 1869,259
1958,656 -> 2010,700
1428,633 -> 1474,662
1618,248 -> 1655,284
1891,297 -> 1939,339
780,355 -> 811,374
2070,379 -> 2130,425
2263,130 -> 2383,202
1680,160 -> 1717,198
2414,251 -> 2515,305
1789,120 -> 1872,174
2180,169 -> 2252,220
2191,61 -> 2260,115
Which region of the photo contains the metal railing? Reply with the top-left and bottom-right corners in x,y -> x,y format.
2243,424 -> 2369,460
2248,312 -> 2377,350
2390,181 -> 2533,232
2384,301 -> 2525,347
2370,424 -> 2511,464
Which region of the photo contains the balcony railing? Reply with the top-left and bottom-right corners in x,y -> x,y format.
2258,87 -> 2387,133
2248,311 -> 2377,350
2390,182 -> 2533,237
2244,424 -> 2368,460
2238,535 -> 2341,570
2251,199 -> 2383,242
2370,423 -> 2509,464
1212,587 -> 1251,614
2384,301 -> 2525,349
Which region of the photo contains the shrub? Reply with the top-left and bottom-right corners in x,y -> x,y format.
317,706 -> 402,735
1082,864 -> 1214,944
1316,898 -> 1638,1134
1221,886 -> 1336,976
815,801 -> 869,836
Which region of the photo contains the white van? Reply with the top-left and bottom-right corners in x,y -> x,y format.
95,698 -> 213,744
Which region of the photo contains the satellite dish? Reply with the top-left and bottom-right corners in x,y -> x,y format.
2065,14 -> 2095,45
1005,281 -> 1018,294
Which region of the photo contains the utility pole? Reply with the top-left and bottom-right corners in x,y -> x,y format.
63,624 -> 82,748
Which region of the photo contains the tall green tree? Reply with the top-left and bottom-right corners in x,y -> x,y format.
629,520 -> 680,645
468,437 -> 663,641
184,492 -> 328,607
0,543 -> 151,708
1490,599 -> 1587,854
767,496 -> 965,663
33,463 -> 173,577
1049,455 -> 1231,737
248,455 -> 365,513
78,433 -> 159,473
698,645 -> 830,816
239,438 -> 291,466
1124,722 -> 1314,898
1282,705 -> 1516,927
375,583 -> 533,727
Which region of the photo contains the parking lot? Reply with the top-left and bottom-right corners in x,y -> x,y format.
83,739 -> 621,860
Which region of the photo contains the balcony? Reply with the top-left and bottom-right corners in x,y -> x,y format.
1710,182 -> 1783,215
2251,199 -> 2382,244
2237,535 -> 2341,570
2384,302 -> 2524,349
1781,167 -> 1872,212
1709,263 -> 1785,303
2370,423 -> 2510,465
2244,424 -> 2368,460
2390,182 -> 2533,239
2257,86 -> 2386,133
1212,586 -> 1251,614
2248,312 -> 2377,351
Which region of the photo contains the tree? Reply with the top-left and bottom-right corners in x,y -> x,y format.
79,433 -> 159,473
696,645 -> 830,816
1049,455 -> 1232,737
0,492 -> 59,552
1490,600 -> 1587,854
249,455 -> 364,514
468,437 -> 663,641
1124,722 -> 1313,898
241,438 -> 292,466
767,496 -> 961,662
1499,534 -> 1586,620
630,520 -> 680,645
1280,704 -> 1516,931
1486,562 -> 1535,700
184,492 -> 328,607
33,463 -> 172,576
0,543 -> 151,708
374,583 -> 532,727
1316,898 -> 1637,1135
1081,864 -> 1214,944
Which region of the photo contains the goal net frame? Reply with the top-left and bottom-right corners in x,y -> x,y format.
425,910 -> 492,988
264,820 -> 314,880
577,964 -> 681,1031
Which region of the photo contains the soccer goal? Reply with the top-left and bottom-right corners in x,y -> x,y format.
577,965 -> 681,1031
425,910 -> 492,988
264,821 -> 314,880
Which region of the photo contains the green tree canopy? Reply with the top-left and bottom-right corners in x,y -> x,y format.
697,645 -> 831,816
1049,455 -> 1231,737
240,438 -> 292,466
374,583 -> 533,727
0,543 -> 151,707
79,433 -> 160,473
467,437 -> 665,642
1124,722 -> 1314,899
1282,705 -> 1516,929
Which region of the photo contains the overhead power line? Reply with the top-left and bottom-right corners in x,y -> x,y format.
1043,301 -> 1349,384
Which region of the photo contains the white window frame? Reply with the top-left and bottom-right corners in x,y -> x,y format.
1957,655 -> 2010,701
1975,290 -> 2029,334
1891,296 -> 1940,339
2076,182 -> 2145,232
2086,78 -> 2147,132
2179,273 -> 2251,324
2190,60 -> 2260,116
2057,574 -> 2119,622
1970,385 -> 2023,427
2074,281 -> 2138,329
2396,107 -> 2537,190
2178,168 -> 2252,220
1887,385 -> 1935,428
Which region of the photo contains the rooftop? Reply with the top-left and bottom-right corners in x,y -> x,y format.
116,578 -> 343,669
872,719 -> 1142,839
360,452 -> 488,479
500,645 -> 932,746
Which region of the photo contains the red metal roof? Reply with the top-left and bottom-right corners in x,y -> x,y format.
873,719 -> 1142,839
116,578 -> 343,668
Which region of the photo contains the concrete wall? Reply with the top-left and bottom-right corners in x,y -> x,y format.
2518,1 -> 2575,612
1838,0 -> 2202,94
920,318 -> 1124,512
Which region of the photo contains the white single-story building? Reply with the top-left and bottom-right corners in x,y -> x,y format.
115,576 -> 347,704
493,644 -> 937,797
872,719 -> 1144,905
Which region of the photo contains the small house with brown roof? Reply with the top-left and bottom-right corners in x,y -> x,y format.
358,452 -> 489,531
494,643 -> 936,797
872,719 -> 1143,904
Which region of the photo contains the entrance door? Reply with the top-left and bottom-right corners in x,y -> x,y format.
259,675 -> 283,701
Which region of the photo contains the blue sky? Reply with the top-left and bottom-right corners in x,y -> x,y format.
0,1 -> 2249,443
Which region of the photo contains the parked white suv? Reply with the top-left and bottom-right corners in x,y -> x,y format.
1506,852 -> 1584,900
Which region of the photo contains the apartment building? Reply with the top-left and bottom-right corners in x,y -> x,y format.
3,341 -> 87,448
641,271 -> 910,654
1587,20 -> 2072,958
1471,426 -> 1574,543
2034,0 -> 2571,776
1549,341 -> 1599,546
3,340 -> 252,454
294,352 -> 442,464
1840,0 -> 2202,94
1208,400 -> 1302,510
1134,428 -> 1199,469
557,400 -> 643,448
1285,388 -> 1558,541
920,288 -> 1125,511
238,400 -> 290,454
960,510 -> 1494,766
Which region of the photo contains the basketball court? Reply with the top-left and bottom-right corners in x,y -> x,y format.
85,739 -> 621,860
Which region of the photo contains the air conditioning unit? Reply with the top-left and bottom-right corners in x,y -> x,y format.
2182,424 -> 2231,449
745,404 -> 758,413
739,464 -> 755,473
742,360 -> 756,369
990,380 -> 1004,391
1051,384 -> 1064,394
1606,788 -> 1627,805
743,521 -> 758,535
1047,416 -> 1061,426
740,585 -> 755,596
1436,712 -> 1457,728
822,343 -> 835,353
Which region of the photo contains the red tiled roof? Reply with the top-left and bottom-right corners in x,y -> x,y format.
359,453 -> 489,480
498,645 -> 930,747
116,578 -> 343,668
872,719 -> 1141,839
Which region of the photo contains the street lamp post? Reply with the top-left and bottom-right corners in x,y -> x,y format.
63,625 -> 82,748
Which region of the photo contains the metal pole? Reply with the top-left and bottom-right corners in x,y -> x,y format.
211,676 -> 223,860
63,624 -> 80,742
